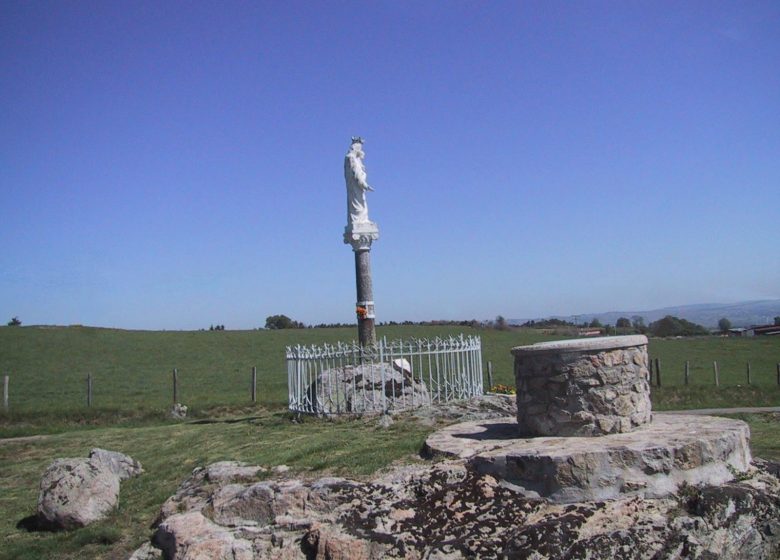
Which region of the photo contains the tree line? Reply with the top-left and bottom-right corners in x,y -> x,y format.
520,315 -> 713,337
8,313 -> 778,334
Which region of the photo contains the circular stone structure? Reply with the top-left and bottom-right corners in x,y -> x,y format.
423,413 -> 752,503
512,335 -> 651,436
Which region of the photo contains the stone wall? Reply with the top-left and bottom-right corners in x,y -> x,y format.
512,335 -> 651,436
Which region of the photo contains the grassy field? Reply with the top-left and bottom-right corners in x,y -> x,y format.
0,325 -> 551,432
1,325 -> 779,434
1,325 -> 779,559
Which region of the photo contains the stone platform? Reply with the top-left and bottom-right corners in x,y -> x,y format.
424,412 -> 751,503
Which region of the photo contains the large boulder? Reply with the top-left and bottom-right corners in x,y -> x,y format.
153,511 -> 253,560
37,458 -> 120,530
36,449 -> 142,530
306,362 -> 429,414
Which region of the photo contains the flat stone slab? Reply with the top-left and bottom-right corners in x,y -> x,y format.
510,335 -> 648,356
424,413 -> 751,503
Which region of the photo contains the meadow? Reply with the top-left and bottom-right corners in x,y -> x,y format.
0,325 -> 779,559
1,325 -> 779,432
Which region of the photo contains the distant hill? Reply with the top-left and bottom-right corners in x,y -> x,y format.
511,300 -> 780,329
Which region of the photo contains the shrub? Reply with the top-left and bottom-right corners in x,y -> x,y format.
649,315 -> 709,337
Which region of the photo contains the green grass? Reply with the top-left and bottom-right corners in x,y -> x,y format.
647,336 -> 780,410
728,413 -> 780,462
0,325 -> 553,434
1,326 -> 779,434
651,385 -> 780,411
647,336 -> 780,387
0,408 -> 434,560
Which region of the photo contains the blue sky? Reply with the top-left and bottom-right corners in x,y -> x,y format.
1,1 -> 778,329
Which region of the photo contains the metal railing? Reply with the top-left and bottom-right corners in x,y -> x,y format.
286,335 -> 483,414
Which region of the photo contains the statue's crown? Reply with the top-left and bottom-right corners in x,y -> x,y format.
351,136 -> 364,144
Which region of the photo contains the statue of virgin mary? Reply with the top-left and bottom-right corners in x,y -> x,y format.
344,137 -> 374,225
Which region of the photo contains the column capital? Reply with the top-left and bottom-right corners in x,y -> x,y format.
344,222 -> 379,252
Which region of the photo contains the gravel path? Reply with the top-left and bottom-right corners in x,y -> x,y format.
1,406 -> 778,446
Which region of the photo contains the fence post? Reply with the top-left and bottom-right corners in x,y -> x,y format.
3,375 -> 8,411
746,362 -> 751,385
684,361 -> 690,386
251,366 -> 257,403
173,368 -> 179,404
655,358 -> 662,388
487,361 -> 494,391
648,357 -> 654,383
87,374 -> 93,407
713,361 -> 719,387
777,363 -> 779,386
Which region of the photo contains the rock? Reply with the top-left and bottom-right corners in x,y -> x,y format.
392,358 -> 412,375
37,458 -> 120,530
211,483 -> 275,527
36,449 -> 142,530
128,541 -> 164,560
156,462 -> 266,523
88,448 -> 143,481
154,511 -> 253,560
411,394 -> 517,425
302,525 -> 384,560
171,403 -> 188,419
306,363 -> 430,414
140,454 -> 780,559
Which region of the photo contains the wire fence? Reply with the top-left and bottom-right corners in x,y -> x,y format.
286,335 -> 483,414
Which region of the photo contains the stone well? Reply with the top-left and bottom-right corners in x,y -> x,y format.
512,335 -> 651,437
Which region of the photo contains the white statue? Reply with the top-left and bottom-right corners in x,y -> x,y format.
344,137 -> 374,225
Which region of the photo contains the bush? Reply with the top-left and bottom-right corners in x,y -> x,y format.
264,315 -> 305,329
649,315 -> 709,337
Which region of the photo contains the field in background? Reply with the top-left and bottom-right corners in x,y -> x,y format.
0,325 -> 779,433
1,325 -> 779,559
0,326 -> 549,423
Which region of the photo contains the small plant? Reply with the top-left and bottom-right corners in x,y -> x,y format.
727,463 -> 752,482
73,525 -> 122,546
675,481 -> 701,514
490,384 -> 516,395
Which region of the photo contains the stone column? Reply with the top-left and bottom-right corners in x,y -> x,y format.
511,335 -> 651,436
345,223 -> 379,347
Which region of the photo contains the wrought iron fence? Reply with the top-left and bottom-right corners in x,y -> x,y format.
286,335 -> 483,414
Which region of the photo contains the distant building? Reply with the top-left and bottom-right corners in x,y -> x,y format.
745,324 -> 780,336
